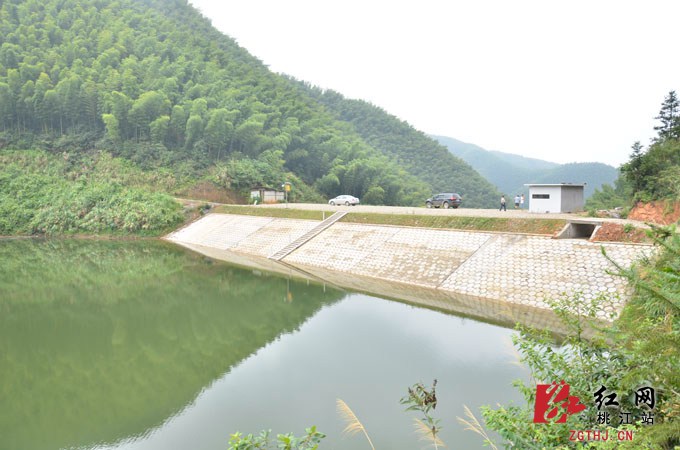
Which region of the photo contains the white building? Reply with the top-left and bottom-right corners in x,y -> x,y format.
525,183 -> 586,213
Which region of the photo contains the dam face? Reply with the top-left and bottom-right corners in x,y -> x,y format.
166,213 -> 654,325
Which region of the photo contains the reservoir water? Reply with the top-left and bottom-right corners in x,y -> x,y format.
0,239 -> 526,450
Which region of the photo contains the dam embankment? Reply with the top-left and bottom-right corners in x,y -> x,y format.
165,212 -> 654,329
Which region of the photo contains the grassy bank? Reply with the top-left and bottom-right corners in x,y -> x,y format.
213,205 -> 567,235
0,149 -> 184,236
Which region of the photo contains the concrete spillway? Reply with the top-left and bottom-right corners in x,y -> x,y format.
166,213 -> 654,329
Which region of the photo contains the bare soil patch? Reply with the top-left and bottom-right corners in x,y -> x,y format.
628,201 -> 680,225
591,223 -> 650,243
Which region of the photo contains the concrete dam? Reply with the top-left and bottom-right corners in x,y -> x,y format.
165,212 -> 654,332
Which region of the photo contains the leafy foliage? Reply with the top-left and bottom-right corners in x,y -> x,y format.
0,149 -> 182,235
0,0 -> 491,207
585,176 -> 633,213
400,380 -> 444,449
620,138 -> 680,202
593,91 -> 680,206
228,427 -> 325,450
301,87 -> 502,207
653,91 -> 680,141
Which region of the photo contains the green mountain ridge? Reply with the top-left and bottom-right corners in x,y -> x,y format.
487,149 -> 560,171
0,0 -> 500,225
432,135 -> 619,198
301,87 -> 501,207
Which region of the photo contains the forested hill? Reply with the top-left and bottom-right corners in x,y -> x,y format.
433,135 -> 618,198
299,88 -> 501,207
0,0 -> 498,208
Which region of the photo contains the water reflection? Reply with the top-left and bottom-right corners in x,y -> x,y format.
184,243 -> 576,335
0,239 -> 342,450
0,239 -> 525,450
103,295 -> 525,450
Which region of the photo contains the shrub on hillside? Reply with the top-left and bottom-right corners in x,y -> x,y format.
0,150 -> 183,236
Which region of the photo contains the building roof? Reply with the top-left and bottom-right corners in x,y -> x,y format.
524,183 -> 587,187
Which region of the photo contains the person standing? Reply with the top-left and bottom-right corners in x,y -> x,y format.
500,195 -> 507,211
520,193 -> 525,209
514,194 -> 520,209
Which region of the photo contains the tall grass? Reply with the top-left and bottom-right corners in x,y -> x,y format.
336,399 -> 376,450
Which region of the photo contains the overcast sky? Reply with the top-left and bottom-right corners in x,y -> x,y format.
188,0 -> 680,167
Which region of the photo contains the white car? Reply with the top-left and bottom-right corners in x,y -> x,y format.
328,195 -> 360,206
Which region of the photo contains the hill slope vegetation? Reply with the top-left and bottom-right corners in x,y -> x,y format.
0,0 -> 501,236
301,88 -> 501,207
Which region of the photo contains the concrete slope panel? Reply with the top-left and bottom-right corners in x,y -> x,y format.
283,223 -> 400,272
231,218 -> 320,258
351,227 -> 492,287
441,235 -> 654,319
167,214 -> 274,250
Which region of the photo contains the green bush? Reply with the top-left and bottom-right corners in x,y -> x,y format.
228,427 -> 325,450
0,150 -> 183,236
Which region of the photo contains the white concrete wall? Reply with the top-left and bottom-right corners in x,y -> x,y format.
529,186 -> 562,213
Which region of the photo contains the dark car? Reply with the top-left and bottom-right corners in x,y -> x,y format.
425,193 -> 462,209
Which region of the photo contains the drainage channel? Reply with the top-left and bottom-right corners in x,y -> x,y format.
556,220 -> 601,239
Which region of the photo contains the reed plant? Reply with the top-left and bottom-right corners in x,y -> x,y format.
336,398 -> 376,450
